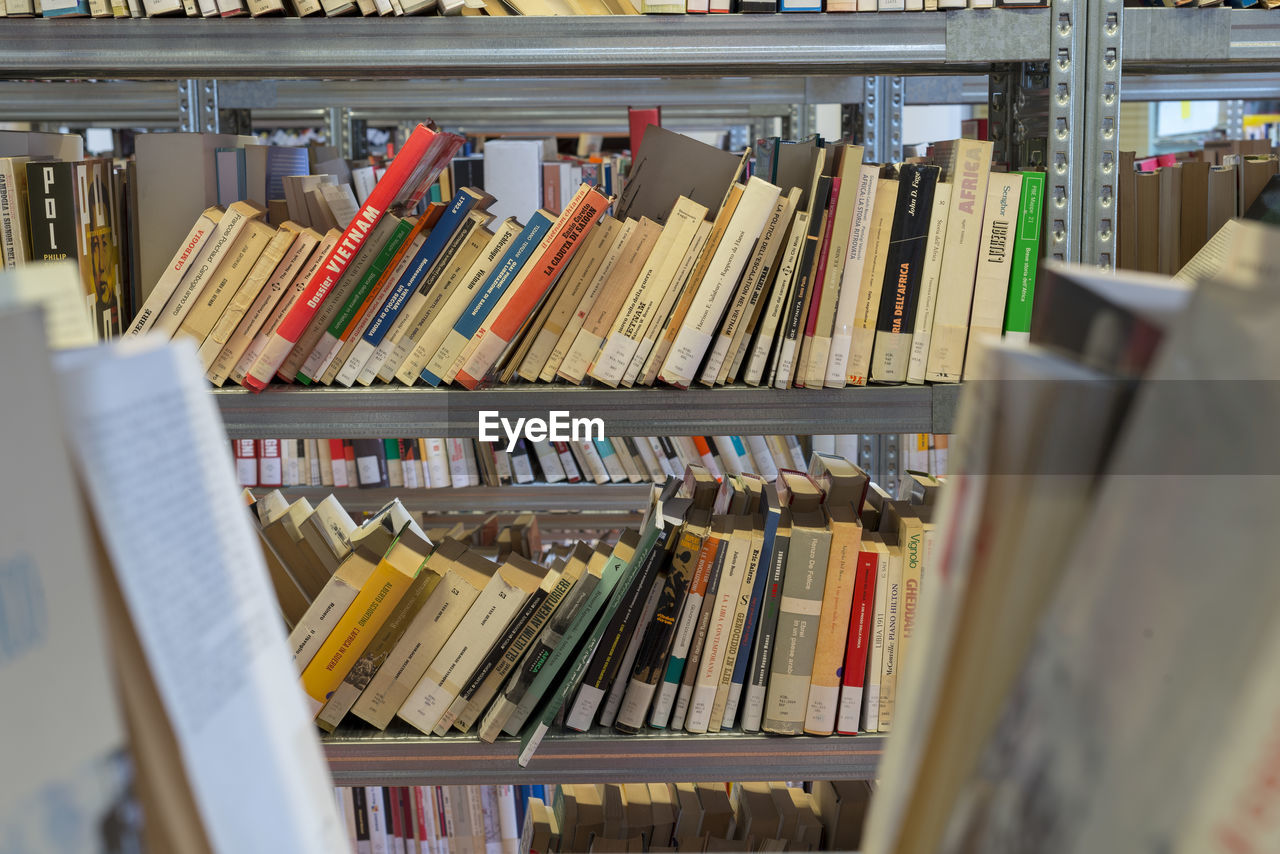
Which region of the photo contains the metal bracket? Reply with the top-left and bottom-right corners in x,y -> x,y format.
1047,0 -> 1086,265
862,76 -> 903,163
328,106 -> 354,158
1082,0 -> 1121,269
178,78 -> 220,133
1225,99 -> 1245,140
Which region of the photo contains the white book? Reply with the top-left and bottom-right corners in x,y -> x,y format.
714,524 -> 765,731
685,520 -> 752,733
421,438 -> 450,488
907,183 -> 953,385
481,140 -> 545,224
367,787 -> 390,854
744,435 -> 778,481
825,165 -> 879,387
861,543 -> 891,733
627,220 -> 712,387
124,206 -> 222,337
510,444 -> 536,484
151,202 -> 262,338
845,176 -> 899,386
575,440 -> 610,484
529,440 -> 567,483
962,174 -> 1024,380
58,335 -> 347,853
446,438 -> 473,488
659,176 -> 782,389
336,232 -> 428,386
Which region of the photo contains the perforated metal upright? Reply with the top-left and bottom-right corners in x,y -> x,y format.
178,79 -> 221,133
1082,0 -> 1122,268
1048,0 -> 1087,265
862,76 -> 903,164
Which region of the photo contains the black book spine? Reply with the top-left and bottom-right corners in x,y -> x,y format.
454,586 -> 550,709
613,528 -> 703,733
565,529 -> 672,731
740,0 -> 775,9
351,438 -> 389,488
743,525 -> 791,731
26,160 -> 79,264
874,163 -> 940,336
352,786 -> 371,846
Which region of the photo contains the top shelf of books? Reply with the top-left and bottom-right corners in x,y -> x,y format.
3,11 -> 1050,80
1123,8 -> 1280,72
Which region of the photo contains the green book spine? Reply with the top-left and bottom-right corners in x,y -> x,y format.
517,521 -> 664,766
1003,171 -> 1045,340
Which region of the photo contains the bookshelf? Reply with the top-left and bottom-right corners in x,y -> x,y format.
213,384 -> 961,438
275,483 -> 653,513
324,728 -> 886,786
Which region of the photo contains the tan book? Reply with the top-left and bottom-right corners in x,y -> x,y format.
397,554 -> 548,734
845,173 -> 899,386
261,498 -> 329,599
539,217 -> 637,383
627,219 -> 712,387
515,215 -> 621,382
701,189 -> 799,386
173,220 -> 277,346
364,210 -> 495,384
126,206 -> 223,339
393,216 -> 518,386
906,183 -> 952,385
150,200 -> 267,338
495,237 -> 595,385
1135,170 -> 1161,274
876,526 -> 904,732
803,504 -> 863,735
207,226 -> 320,385
1117,151 -> 1137,270
641,184 -> 744,387
1179,160 -> 1210,270
742,208 -> 807,387
1156,165 -> 1182,277
709,516 -> 765,731
279,215 -> 399,382
589,198 -> 707,388
228,228 -> 341,387
803,145 -> 865,388
351,541 -> 494,729
962,173 -> 1023,379
558,216 -> 662,384
1238,153 -> 1278,217
195,223 -> 299,368
1207,164 -> 1237,244
924,138 -> 994,383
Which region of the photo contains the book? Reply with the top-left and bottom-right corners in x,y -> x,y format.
845,171 -> 897,386
905,183 -> 952,385
803,503 -> 862,735
742,209 -> 807,387
925,138 -> 994,382
244,123 -> 462,391
962,172 -> 1024,379
1002,171 -> 1045,343
869,163 -> 940,384
670,517 -> 729,730
721,486 -> 780,728
174,219 -> 278,347
0,155 -> 31,269
836,536 -> 881,735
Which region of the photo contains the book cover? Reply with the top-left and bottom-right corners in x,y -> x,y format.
906,183 -> 952,385
962,173 -> 1024,379
803,504 -> 863,735
1002,170 -> 1045,343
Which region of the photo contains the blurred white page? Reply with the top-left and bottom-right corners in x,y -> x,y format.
0,260 -> 96,348
57,335 -> 347,854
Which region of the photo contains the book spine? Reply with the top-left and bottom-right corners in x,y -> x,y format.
743,210 -> 807,387
669,535 -> 727,730
741,523 -> 789,733
870,164 -> 939,384
876,546 -> 903,731
773,179 -> 832,388
837,548 -> 879,734
862,545 -> 889,732
798,176 -> 842,387
803,517 -> 861,735
244,125 -> 439,390
906,183 -> 952,385
598,571 -> 667,728
1002,170 -> 1045,342
722,512 -> 777,728
127,209 -> 220,337
617,528 -> 703,732
961,173 -> 1023,379
565,531 -> 670,731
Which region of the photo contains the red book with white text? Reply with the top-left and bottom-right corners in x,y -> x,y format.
233,439 -> 258,487
328,438 -> 349,488
243,123 -> 465,391
837,540 -> 880,734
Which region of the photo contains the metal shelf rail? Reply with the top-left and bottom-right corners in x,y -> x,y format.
324,726 -> 886,786
213,384 -> 962,439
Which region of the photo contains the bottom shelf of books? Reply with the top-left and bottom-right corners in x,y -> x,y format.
324,727 -> 886,786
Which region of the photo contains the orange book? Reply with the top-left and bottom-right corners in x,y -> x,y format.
297,530 -> 432,716
454,184 -> 610,389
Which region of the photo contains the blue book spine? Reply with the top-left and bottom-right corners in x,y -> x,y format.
359,190 -> 478,348
265,147 -> 310,209
420,211 -> 554,386
594,437 -> 618,464
725,496 -> 780,721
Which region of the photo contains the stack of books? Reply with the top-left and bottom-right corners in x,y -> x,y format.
247,448 -> 944,759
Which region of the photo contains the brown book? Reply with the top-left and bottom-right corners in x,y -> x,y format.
696,783 -> 734,840
1207,164 -> 1238,241
1156,165 -> 1182,276
1117,151 -> 1136,269
1134,170 -> 1160,274
1238,154 -> 1278,217
1178,159 -> 1210,269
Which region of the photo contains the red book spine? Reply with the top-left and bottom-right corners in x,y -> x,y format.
837,547 -> 879,735
343,440 -> 357,487
389,786 -> 405,850
233,439 -> 258,487
628,107 -> 661,157
553,441 -> 582,483
243,123 -> 446,391
413,787 -> 429,850
399,788 -> 416,853
434,787 -> 448,848
328,438 -> 349,488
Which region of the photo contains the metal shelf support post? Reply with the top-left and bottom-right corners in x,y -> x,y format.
1083,0 -> 1122,268
178,79 -> 221,134
863,76 -> 902,164
1047,0 -> 1086,265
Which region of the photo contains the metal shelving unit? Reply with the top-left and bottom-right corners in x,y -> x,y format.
214,384 -> 961,439
276,484 -> 652,514
324,727 -> 885,786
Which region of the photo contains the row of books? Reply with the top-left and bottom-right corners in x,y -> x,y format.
232,432 -> 947,493
1116,139 -> 1279,275
332,780 -> 868,854
252,448 -> 940,760
8,0 -> 1043,17
123,122 -> 1041,392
